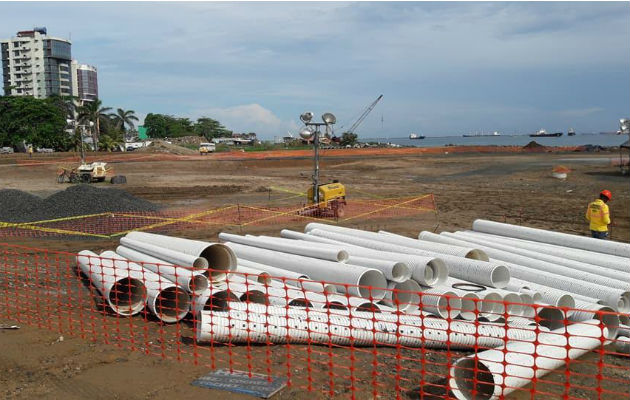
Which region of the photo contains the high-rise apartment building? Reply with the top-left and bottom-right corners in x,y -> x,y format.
1,27 -> 73,98
71,61 -> 98,102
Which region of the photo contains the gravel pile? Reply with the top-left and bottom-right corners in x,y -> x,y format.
0,185 -> 161,223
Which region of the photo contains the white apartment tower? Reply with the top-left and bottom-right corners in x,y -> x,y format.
1,27 -> 73,98
71,60 -> 98,103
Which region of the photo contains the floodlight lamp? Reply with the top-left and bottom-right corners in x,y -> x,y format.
66,119 -> 75,125
299,127 -> 314,139
300,112 -> 314,123
322,112 -> 336,125
89,121 -> 95,127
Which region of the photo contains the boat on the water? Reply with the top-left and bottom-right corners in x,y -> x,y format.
568,128 -> 576,136
409,133 -> 425,139
463,131 -> 501,137
529,129 -> 563,137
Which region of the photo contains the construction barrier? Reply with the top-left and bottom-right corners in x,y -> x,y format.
0,194 -> 437,239
0,243 -> 627,399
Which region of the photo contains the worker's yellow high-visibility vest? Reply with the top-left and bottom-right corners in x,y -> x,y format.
585,199 -> 610,232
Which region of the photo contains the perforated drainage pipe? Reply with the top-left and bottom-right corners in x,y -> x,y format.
124,232 -> 237,281
449,317 -> 619,400
219,232 -> 349,262
309,229 -> 506,288
116,246 -> 209,294
472,219 -> 630,258
77,250 -> 146,316
196,303 -> 541,350
100,251 -> 191,323
380,280 -> 422,313
191,287 -> 241,315
238,259 -> 309,288
224,242 -> 387,300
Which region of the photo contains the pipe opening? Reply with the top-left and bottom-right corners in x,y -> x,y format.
391,262 -> 411,283
288,299 -> 314,308
430,259 -> 449,285
201,244 -> 237,278
618,293 -> 630,313
502,293 -> 523,317
519,293 -> 536,318
324,301 -> 347,310
192,257 -> 209,270
337,250 -> 349,262
481,292 -> 503,321
588,307 -> 619,340
357,270 -> 387,299
108,278 -> 145,315
452,358 -> 495,400
537,307 -> 565,330
190,274 -> 210,294
465,249 -> 489,262
154,287 -> 190,322
257,273 -> 272,285
490,265 -> 510,289
556,294 -> 575,309
240,290 -> 267,305
458,294 -> 478,321
356,302 -> 381,313
203,290 -> 239,311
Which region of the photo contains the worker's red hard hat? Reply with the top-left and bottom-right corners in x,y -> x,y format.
600,190 -> 612,200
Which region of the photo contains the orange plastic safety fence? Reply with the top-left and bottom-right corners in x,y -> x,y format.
0,243 -> 627,399
0,194 -> 436,239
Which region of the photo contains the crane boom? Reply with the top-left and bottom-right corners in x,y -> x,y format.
345,94 -> 383,134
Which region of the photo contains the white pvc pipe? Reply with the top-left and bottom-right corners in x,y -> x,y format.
472,219 -> 630,258
237,259 -> 308,288
460,230 -> 630,274
505,278 -> 573,309
616,336 -> 630,354
219,232 -> 349,262
378,230 -> 489,261
124,231 -> 237,280
449,231 -> 630,282
303,223 -> 488,261
191,286 -> 241,315
440,232 -> 630,291
449,318 -> 618,400
115,246 -> 209,294
197,303 -> 542,350
309,229 -> 508,289
119,237 -> 209,269
420,232 -> 629,312
76,250 -> 146,316
419,288 -> 462,319
100,251 -> 191,323
281,230 -> 449,287
231,266 -> 272,285
224,242 -> 387,300
380,280 -> 422,313
568,300 -> 616,323
346,256 -> 411,283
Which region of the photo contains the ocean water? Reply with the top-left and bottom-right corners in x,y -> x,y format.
363,134 -> 629,148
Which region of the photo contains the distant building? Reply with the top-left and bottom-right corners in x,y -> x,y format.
71,61 -> 98,102
1,27 -> 73,98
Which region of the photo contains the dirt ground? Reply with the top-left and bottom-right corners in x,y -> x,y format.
0,147 -> 628,399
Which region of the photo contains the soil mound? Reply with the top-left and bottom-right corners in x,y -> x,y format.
522,141 -> 546,151
0,185 -> 160,223
140,140 -> 198,155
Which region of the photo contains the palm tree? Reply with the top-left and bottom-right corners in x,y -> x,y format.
111,108 -> 139,132
76,99 -> 111,151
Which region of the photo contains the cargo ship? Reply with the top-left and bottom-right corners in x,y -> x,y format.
529,129 -> 563,137
409,133 -> 425,139
463,131 -> 501,137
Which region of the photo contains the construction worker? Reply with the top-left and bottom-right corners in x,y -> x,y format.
585,190 -> 612,239
28,145 -> 33,158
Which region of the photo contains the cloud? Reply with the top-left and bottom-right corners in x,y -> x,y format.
192,104 -> 298,137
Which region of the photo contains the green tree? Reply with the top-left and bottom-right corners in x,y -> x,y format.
143,113 -> 169,138
0,95 -> 71,150
76,99 -> 112,151
111,108 -> 139,132
340,131 -> 358,146
194,117 -> 232,139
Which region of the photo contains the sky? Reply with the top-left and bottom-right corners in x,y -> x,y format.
1,1 -> 629,139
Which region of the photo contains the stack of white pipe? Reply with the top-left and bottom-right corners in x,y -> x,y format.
419,231 -> 630,313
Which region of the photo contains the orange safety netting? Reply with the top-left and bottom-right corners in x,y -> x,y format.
0,194 -> 437,239
0,243 -> 627,399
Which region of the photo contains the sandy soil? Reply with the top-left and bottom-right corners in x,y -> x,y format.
0,148 -> 628,399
